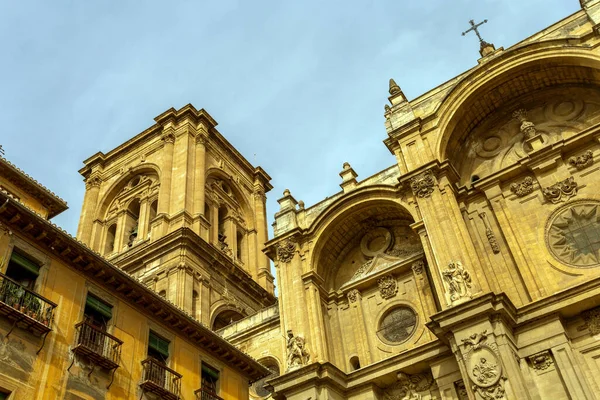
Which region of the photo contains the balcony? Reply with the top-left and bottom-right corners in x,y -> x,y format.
195,388 -> 224,400
0,272 -> 56,336
140,357 -> 182,400
72,321 -> 123,370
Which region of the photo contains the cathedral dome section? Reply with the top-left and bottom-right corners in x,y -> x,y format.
438,54 -> 600,186
309,199 -> 436,370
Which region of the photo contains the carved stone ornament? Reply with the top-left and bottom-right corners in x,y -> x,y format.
347,289 -> 360,303
409,170 -> 436,199
383,371 -> 434,400
442,261 -> 472,304
286,330 -> 310,370
85,175 -> 102,189
276,239 -> 296,263
461,330 -> 507,400
582,306 -> 600,335
510,176 -> 535,197
360,227 -> 393,257
378,275 -> 398,300
547,201 -> 600,268
543,176 -> 578,204
569,150 -> 594,170
479,212 -> 500,254
411,260 -> 424,275
512,108 -> 538,140
351,260 -> 372,281
529,351 -> 553,371
161,132 -> 176,144
454,380 -> 469,400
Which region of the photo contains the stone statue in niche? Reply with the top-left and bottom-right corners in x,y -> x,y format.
286,330 -> 310,370
442,261 -> 472,304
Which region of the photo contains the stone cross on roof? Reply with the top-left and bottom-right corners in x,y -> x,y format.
462,19 -> 496,57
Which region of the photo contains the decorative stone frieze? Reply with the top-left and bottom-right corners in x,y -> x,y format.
510,176 -> 535,197
409,170 -> 436,198
442,261 -> 472,304
529,351 -> 553,371
582,306 -> 600,335
286,330 -> 310,370
569,150 -> 593,170
411,260 -> 424,275
351,260 -> 372,281
383,371 -> 434,400
276,239 -> 296,263
347,289 -> 360,303
543,177 -> 578,204
461,330 -> 507,400
377,275 -> 398,299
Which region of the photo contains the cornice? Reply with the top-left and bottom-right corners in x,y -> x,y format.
0,157 -> 68,218
0,190 -> 270,383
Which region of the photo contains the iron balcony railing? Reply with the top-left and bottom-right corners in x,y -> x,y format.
73,321 -> 123,370
195,388 -> 224,400
140,357 -> 182,400
0,272 -> 56,334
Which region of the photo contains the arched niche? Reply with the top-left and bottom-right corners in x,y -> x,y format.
252,357 -> 281,398
435,50 -> 600,183
310,197 -> 420,291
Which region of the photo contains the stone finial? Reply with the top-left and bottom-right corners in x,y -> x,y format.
298,200 -> 305,210
283,189 -> 291,196
389,79 -> 401,95
278,188 -> 298,212
339,162 -> 358,193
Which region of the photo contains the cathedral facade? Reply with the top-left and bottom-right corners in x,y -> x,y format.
221,2 -> 600,399
1,1 -> 600,399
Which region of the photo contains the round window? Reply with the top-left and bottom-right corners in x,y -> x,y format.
376,306 -> 417,345
547,201 -> 600,268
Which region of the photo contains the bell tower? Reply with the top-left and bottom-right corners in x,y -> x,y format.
77,104 -> 275,328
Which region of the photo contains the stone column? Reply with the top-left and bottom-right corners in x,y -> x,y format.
137,194 -> 150,242
405,165 -> 487,309
193,133 -> 208,229
114,210 -> 128,252
254,186 -> 271,288
347,289 -> 372,366
411,258 -> 438,320
157,130 -> 175,216
304,279 -> 329,363
77,175 -> 102,244
210,201 -> 219,244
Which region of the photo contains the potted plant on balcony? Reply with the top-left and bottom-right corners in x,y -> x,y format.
5,283 -> 23,310
23,293 -> 41,320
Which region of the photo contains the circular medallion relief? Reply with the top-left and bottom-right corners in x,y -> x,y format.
360,227 -> 392,257
547,201 -> 600,268
376,306 -> 417,345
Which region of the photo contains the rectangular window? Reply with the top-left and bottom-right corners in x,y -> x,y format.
84,294 -> 112,330
201,363 -> 220,394
148,331 -> 169,363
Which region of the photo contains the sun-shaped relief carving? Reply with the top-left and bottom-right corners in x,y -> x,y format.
547,201 -> 600,268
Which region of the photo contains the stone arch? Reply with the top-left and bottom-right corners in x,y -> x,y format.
205,167 -> 253,223
308,188 -> 419,290
434,45 -> 600,168
209,301 -> 245,331
95,163 -> 161,220
252,356 -> 281,398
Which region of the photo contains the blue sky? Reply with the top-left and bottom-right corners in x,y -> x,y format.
0,0 -> 578,237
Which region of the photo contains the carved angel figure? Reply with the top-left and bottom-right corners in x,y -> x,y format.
442,261 -> 472,302
286,330 -> 310,369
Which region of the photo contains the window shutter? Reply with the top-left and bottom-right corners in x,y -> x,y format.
10,252 -> 40,275
85,295 -> 113,319
148,332 -> 170,358
202,363 -> 220,380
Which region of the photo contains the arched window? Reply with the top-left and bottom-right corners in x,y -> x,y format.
149,200 -> 158,222
236,231 -> 244,261
104,224 -> 117,255
192,290 -> 199,320
127,199 -> 141,247
212,309 -> 244,331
